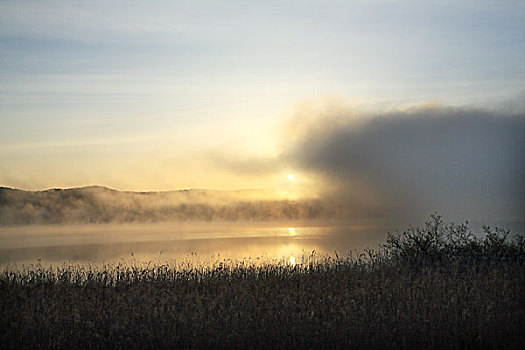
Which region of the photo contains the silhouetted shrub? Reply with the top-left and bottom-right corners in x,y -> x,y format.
382,213 -> 524,266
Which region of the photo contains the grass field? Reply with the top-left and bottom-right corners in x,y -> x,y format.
1,215 -> 524,349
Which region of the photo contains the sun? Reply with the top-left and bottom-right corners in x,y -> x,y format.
287,174 -> 294,181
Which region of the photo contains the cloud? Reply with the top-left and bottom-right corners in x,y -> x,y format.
281,103 -> 524,225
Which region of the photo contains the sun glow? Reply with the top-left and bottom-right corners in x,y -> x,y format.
288,174 -> 294,180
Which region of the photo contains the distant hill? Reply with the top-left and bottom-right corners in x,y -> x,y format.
0,186 -> 342,225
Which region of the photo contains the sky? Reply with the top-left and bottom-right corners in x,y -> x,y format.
1,0 -> 524,212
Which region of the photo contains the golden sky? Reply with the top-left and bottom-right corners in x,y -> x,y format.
1,1 -> 524,197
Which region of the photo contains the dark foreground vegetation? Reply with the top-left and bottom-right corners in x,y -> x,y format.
1,215 -> 524,349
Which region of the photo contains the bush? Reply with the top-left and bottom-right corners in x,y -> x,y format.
382,213 -> 524,266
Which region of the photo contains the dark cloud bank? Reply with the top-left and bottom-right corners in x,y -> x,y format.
283,105 -> 524,227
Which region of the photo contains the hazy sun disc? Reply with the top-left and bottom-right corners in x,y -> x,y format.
287,174 -> 294,180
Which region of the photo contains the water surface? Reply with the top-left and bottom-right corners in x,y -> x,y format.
0,223 -> 394,267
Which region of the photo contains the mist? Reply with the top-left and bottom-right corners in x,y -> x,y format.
0,186 -> 342,225
281,104 -> 524,227
2,102 -> 524,267
2,103 -> 523,230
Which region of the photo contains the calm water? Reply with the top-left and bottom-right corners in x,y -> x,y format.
0,223 -> 394,267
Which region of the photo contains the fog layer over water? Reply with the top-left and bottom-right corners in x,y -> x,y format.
1,103 -> 523,267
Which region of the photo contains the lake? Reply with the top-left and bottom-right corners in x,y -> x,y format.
0,222 -> 395,267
